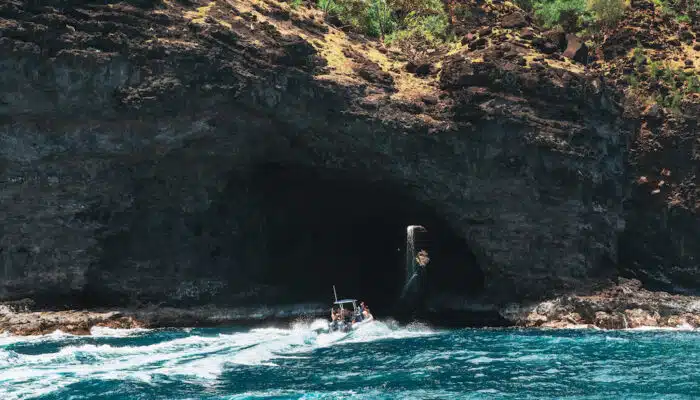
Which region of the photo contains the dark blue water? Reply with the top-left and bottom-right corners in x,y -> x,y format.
1,320 -> 698,399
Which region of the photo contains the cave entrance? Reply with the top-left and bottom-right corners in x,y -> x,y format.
228,162 -> 484,317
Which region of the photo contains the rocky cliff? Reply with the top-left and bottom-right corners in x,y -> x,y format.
1,0 -> 699,330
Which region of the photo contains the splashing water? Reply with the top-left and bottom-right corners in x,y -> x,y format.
0,320 -> 698,399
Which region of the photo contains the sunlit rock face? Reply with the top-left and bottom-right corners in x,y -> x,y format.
3,0 -> 693,326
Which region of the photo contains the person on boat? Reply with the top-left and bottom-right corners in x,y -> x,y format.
362,306 -> 372,320
353,304 -> 364,323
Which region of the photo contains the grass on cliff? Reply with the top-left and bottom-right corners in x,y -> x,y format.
626,44 -> 700,113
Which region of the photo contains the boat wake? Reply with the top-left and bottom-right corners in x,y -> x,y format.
0,319 -> 435,400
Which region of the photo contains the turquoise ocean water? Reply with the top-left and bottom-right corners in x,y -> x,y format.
1,319 -> 698,399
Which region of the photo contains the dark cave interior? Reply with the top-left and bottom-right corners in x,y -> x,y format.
74,160 -> 487,325
234,162 -> 486,316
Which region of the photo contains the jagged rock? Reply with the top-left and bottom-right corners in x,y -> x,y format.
520,27 -> 534,40
462,32 -> 476,45
501,12 -> 527,29
667,38 -> 681,46
394,100 -> 423,114
680,99 -> 700,117
503,278 -> 700,329
415,62 -> 433,77
278,36 -> 321,68
344,47 -> 394,87
355,65 -> 393,85
478,27 -> 492,37
469,37 -> 487,50
594,312 -> 627,329
642,102 -> 662,119
543,28 -> 567,51
420,95 -> 438,105
631,0 -> 655,10
624,309 -> 659,328
563,34 -> 588,64
679,30 -> 695,43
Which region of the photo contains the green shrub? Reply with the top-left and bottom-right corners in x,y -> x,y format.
587,0 -> 626,28
368,0 -> 396,39
388,0 -> 444,15
323,0 -> 451,41
323,0 -> 396,39
649,61 -> 661,75
514,0 -> 535,11
386,10 -> 450,62
676,14 -> 691,23
318,0 -> 338,15
633,45 -> 645,68
533,0 -> 588,30
688,75 -> 700,94
627,74 -> 640,88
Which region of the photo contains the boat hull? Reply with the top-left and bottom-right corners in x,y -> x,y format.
328,315 -> 374,333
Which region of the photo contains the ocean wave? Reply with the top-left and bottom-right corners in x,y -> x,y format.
89,326 -> 152,337
0,317 -> 437,400
626,324 -> 696,331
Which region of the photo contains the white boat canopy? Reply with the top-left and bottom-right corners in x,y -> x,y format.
333,299 -> 357,305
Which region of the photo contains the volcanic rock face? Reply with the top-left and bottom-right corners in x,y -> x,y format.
0,0 -> 698,328
515,278 -> 700,329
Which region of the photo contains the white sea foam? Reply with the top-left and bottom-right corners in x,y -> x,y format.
89,326 -> 151,337
626,324 -> 697,331
0,317 -> 436,400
